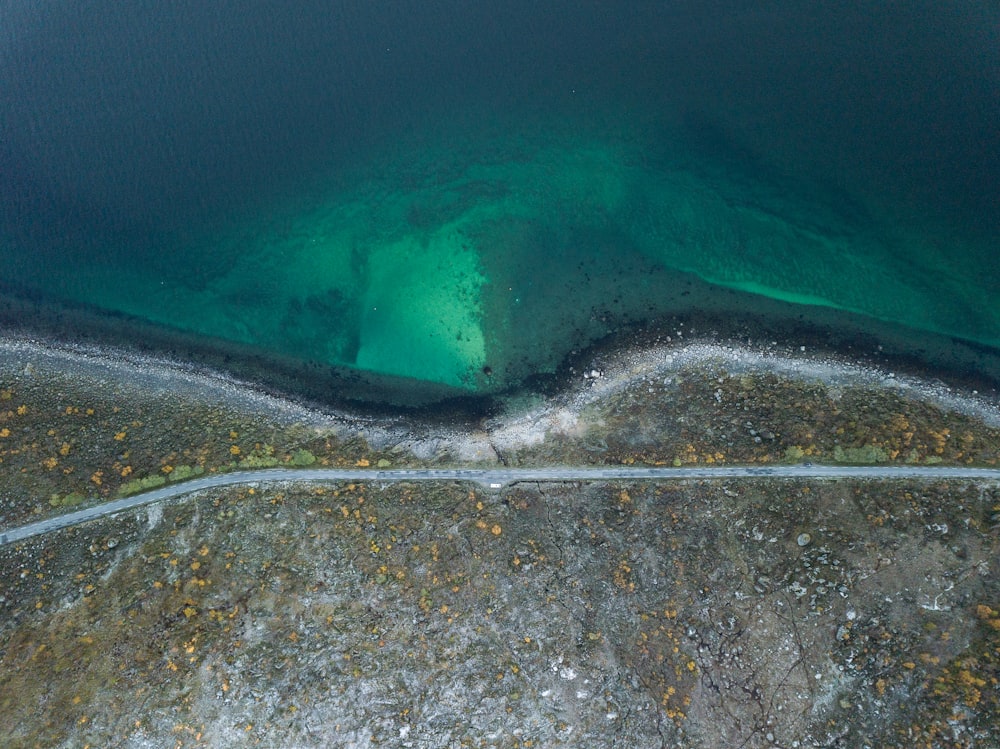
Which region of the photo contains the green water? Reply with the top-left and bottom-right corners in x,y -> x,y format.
3,4 -> 997,400
8,110 -> 997,392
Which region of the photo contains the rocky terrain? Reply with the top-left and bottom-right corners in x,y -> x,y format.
1,339 -> 999,748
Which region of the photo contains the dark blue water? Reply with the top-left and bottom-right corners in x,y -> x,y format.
2,1 -> 998,401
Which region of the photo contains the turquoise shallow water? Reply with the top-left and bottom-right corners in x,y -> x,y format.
2,3 -> 998,400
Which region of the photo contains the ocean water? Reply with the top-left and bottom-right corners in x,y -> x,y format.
2,2 -> 998,401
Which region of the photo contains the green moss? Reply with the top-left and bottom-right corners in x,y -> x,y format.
48,490 -> 87,508
290,448 -> 317,467
783,445 -> 806,462
238,454 -> 280,468
166,464 -> 204,482
117,474 -> 167,496
833,444 -> 890,464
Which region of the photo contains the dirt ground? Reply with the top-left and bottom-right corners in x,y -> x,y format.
1,340 -> 999,748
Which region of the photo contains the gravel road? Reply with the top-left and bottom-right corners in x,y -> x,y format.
4,464 -> 999,546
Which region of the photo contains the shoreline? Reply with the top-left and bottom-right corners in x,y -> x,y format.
4,273 -> 1000,418
3,332 -> 1000,467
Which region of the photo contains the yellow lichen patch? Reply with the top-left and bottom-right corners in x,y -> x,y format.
957,670 -> 986,706
612,560 -> 635,592
675,444 -> 699,465
113,431 -> 127,441
975,603 -> 1000,630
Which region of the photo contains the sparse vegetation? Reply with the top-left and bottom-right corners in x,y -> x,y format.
2,344 -> 999,746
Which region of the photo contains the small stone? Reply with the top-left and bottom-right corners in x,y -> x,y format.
797,533 -> 811,547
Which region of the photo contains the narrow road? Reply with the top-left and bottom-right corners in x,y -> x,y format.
3,464 -> 1000,547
